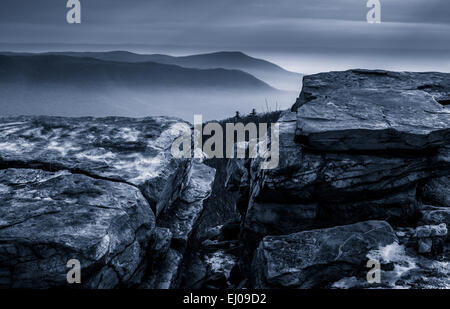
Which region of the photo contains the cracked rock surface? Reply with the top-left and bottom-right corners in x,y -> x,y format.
0,115 -> 213,289
0,168 -> 155,288
294,70 -> 450,151
0,116 -> 191,215
251,220 -> 397,288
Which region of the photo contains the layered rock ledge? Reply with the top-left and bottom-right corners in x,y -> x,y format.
293,70 -> 450,151
0,116 -> 214,288
228,70 -> 450,288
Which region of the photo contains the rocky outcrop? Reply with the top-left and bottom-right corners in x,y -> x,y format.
0,116 -> 215,289
237,70 -> 450,288
0,168 -> 155,288
2,69 -> 450,289
419,176 -> 450,208
240,110 -> 449,261
0,116 -> 191,215
420,205 -> 450,234
251,221 -> 397,288
293,70 -> 450,152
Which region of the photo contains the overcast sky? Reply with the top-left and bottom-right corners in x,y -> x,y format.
0,0 -> 449,73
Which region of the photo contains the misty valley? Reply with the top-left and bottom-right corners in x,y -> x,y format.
0,51 -> 301,120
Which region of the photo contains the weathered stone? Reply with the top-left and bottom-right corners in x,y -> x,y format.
336,242 -> 450,289
414,224 -> 448,238
419,176 -> 450,208
418,239 -> 433,254
204,250 -> 237,285
158,161 -> 215,248
251,220 -> 397,288
225,159 -> 249,193
242,112 -> 447,252
0,168 -> 155,288
244,202 -> 317,239
294,70 -> 450,151
224,157 -> 253,219
411,223 -> 447,255
0,116 -> 191,215
143,161 -> 215,289
250,113 -> 450,207
420,206 -> 450,233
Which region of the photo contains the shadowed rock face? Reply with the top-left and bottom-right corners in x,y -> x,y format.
142,161 -> 215,289
228,71 -> 450,288
240,111 -> 450,254
1,69 -> 450,289
419,176 -> 450,208
294,70 -> 450,151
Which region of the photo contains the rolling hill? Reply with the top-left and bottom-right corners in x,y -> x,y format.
0,54 -> 295,120
1,51 -> 302,91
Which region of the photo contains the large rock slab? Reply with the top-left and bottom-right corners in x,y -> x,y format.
0,116 -> 191,215
249,113 -> 450,207
0,168 -> 155,288
294,70 -> 450,151
242,112 -> 449,251
251,220 -> 397,288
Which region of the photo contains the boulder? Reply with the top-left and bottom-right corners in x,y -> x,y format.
0,168 -> 155,288
0,116 -> 191,215
294,70 -> 450,151
249,113 -> 450,208
241,111 -> 447,253
251,220 -> 397,288
0,115 -> 208,289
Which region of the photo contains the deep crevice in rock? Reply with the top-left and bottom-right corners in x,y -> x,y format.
437,99 -> 450,106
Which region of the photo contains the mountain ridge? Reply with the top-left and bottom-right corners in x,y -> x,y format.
0,54 -> 276,90
0,54 -> 295,120
0,51 -> 302,91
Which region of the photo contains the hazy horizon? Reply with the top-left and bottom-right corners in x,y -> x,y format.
1,0 -> 449,74
1,43 -> 449,76
0,0 -> 449,120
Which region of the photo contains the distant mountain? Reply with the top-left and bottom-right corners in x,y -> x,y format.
0,54 -> 295,120
1,51 -> 303,91
0,54 -> 274,90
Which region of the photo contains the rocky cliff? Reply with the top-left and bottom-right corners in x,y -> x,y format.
229,70 -> 450,288
0,116 -> 214,288
0,69 -> 449,289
